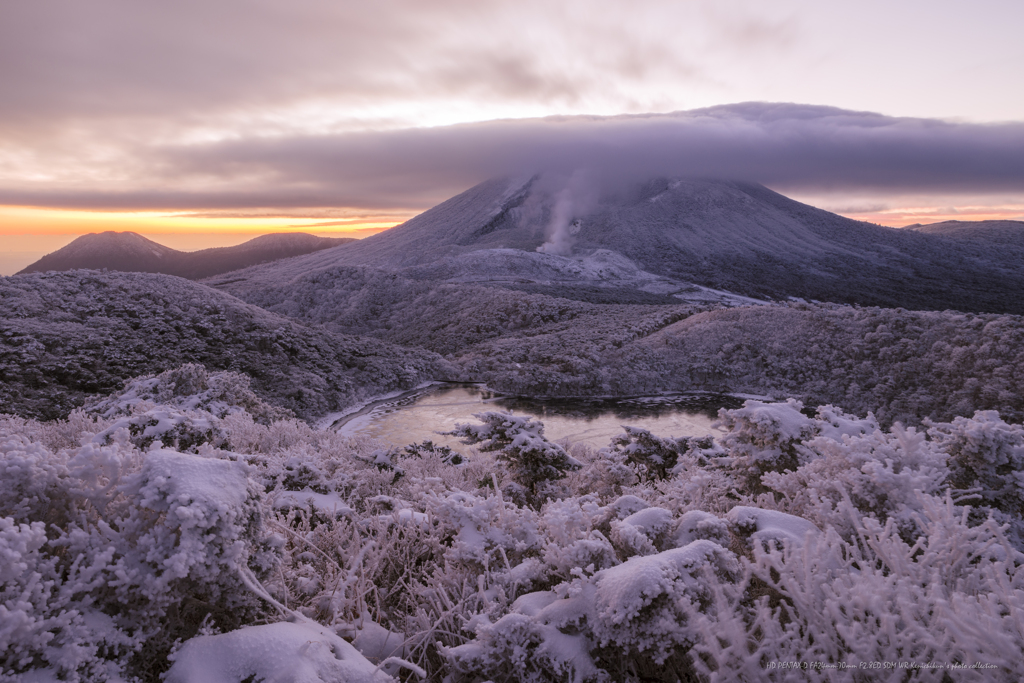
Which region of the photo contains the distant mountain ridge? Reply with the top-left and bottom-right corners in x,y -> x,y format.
206,177 -> 1024,315
17,231 -> 355,279
908,219 -> 1024,250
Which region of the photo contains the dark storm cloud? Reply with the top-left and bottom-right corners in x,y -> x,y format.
3,104 -> 1021,211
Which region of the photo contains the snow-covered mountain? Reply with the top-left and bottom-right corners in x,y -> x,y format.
205,177 -> 1024,314
17,231 -> 355,279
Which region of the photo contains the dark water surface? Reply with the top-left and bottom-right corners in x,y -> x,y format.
331,384 -> 743,450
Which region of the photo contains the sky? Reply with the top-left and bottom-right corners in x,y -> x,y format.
2,0 -> 1023,274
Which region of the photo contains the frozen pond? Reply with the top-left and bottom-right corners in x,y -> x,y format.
329,384 -> 744,451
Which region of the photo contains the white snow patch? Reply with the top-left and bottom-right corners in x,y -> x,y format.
594,540 -> 735,627
604,494 -> 650,520
718,399 -> 815,444
274,489 -> 353,518
672,510 -> 730,548
511,590 -> 559,617
165,619 -> 395,683
727,506 -> 820,547
337,616 -> 408,667
377,508 -> 430,527
137,448 -> 249,512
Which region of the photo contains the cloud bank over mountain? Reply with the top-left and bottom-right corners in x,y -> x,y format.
3,104 -> 1024,214
3,0 -> 1022,239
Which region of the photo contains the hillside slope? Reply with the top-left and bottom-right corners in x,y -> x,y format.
452,302 -> 1024,426
0,270 -> 449,420
17,231 -> 355,279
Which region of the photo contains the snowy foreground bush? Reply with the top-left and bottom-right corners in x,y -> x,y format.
3,367 -> 1024,682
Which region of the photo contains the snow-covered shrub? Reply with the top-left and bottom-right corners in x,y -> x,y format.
7,409 -> 115,452
114,448 -> 268,603
86,363 -> 294,424
758,422 -> 950,539
608,507 -> 676,556
82,364 -> 300,453
928,410 -> 1024,545
449,540 -> 739,682
725,506 -> 820,550
0,517 -> 140,682
713,399 -> 816,489
693,494 -> 1024,681
564,444 -> 639,501
672,510 -> 731,548
447,595 -> 604,683
91,406 -> 228,452
221,412 -> 326,455
448,412 -> 582,501
423,488 -> 543,566
540,535 -> 619,588
0,406 -> 282,682
0,433 -> 74,527
0,429 -> 143,681
590,541 -> 739,668
403,439 -> 465,465
706,401 -> 954,540
67,445 -> 279,680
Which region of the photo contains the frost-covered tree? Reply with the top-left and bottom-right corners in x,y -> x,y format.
448,412 -> 582,500
603,426 -> 710,480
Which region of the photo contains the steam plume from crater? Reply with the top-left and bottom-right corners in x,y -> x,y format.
535,170 -> 599,256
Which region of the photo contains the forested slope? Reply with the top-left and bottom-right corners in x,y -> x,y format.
909,219 -> 1024,250
211,253 -> 1024,427
0,271 -> 450,420
459,303 -> 1024,426
215,263 -> 699,355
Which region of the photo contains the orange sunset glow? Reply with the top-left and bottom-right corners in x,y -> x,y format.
0,205 -> 408,238
0,205 -> 414,273
835,206 -> 1024,227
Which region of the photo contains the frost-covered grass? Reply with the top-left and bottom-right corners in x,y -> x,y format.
3,367 -> 1024,682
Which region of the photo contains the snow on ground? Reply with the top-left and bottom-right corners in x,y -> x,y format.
405,248 -> 768,307
4,375 -> 1024,682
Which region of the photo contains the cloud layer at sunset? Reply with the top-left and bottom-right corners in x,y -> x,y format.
2,0 -> 1022,270
3,104 -> 1024,216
